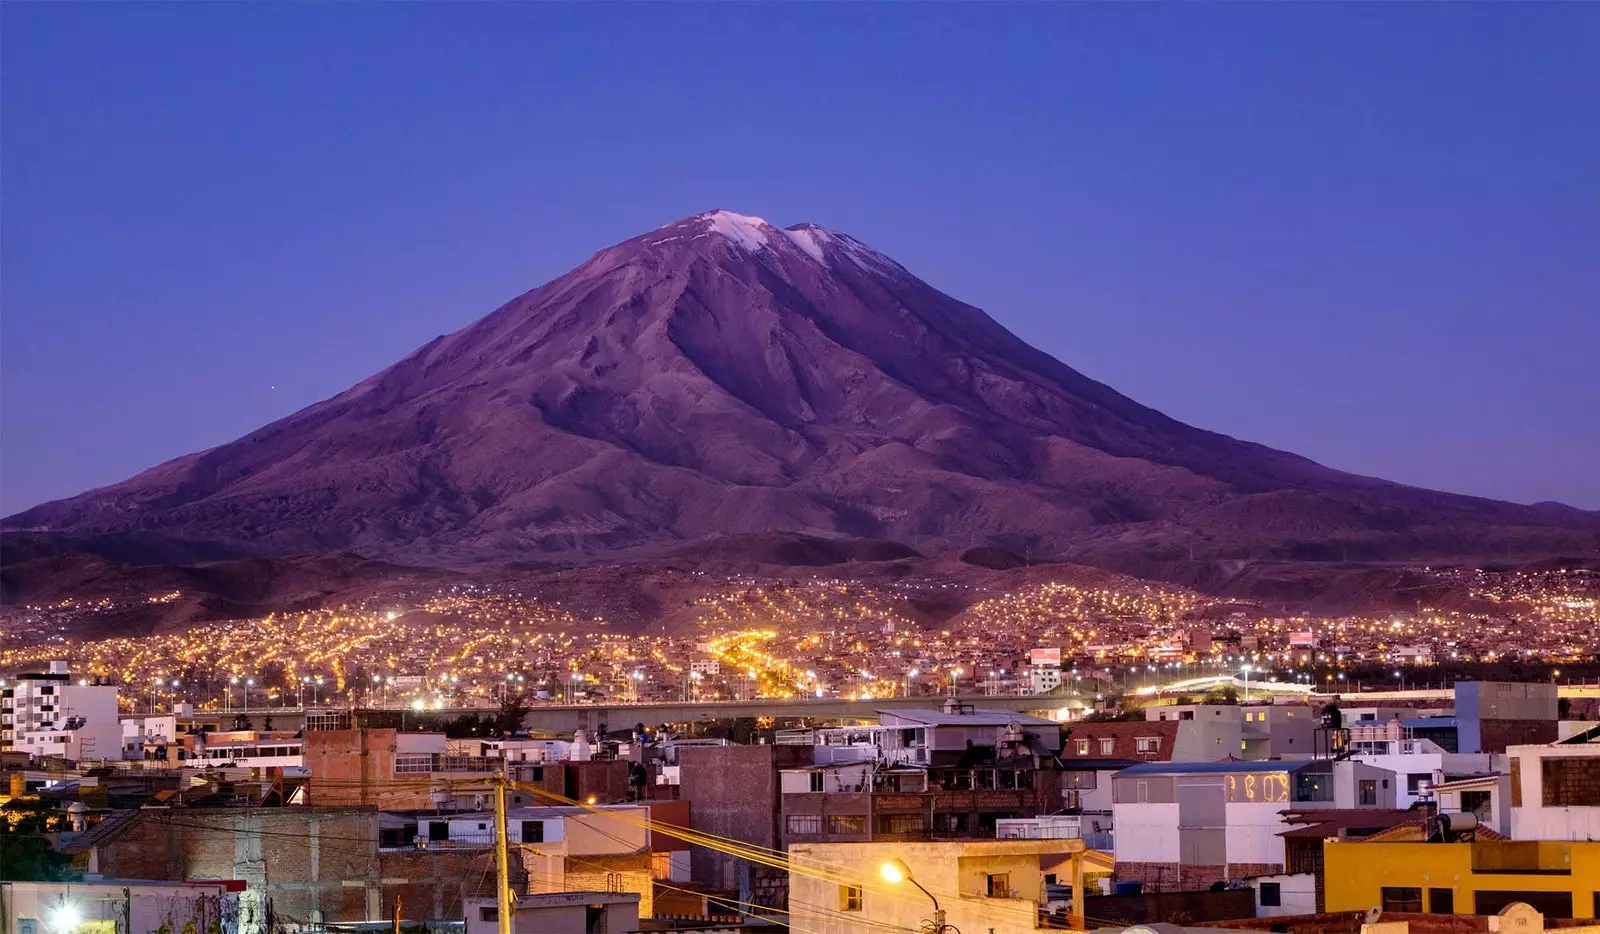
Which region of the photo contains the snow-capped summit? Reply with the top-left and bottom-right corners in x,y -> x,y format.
642,210 -> 905,275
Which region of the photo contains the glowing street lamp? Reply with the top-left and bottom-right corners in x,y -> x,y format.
50,902 -> 82,934
881,859 -> 946,932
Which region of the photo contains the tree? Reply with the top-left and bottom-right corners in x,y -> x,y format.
0,800 -> 76,881
493,690 -> 532,735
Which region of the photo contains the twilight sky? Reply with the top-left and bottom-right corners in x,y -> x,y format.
3,3 -> 1597,516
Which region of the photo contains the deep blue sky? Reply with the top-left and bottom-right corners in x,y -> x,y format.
4,4 -> 1597,516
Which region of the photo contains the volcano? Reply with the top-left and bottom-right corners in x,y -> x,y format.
7,210 -> 1596,575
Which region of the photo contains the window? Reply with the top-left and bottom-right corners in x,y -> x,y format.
787,815 -> 822,835
1136,737 -> 1161,754
1099,739 -> 1114,755
827,815 -> 865,834
986,873 -> 1011,898
1461,790 -> 1492,817
479,908 -> 498,922
977,812 -> 1014,832
1542,758 -> 1600,806
520,820 -> 544,843
428,821 -> 449,841
1260,882 -> 1281,907
1358,780 -> 1378,806
840,885 -> 863,912
874,813 -> 927,835
1475,891 -> 1572,919
809,772 -> 824,792
1075,740 -> 1089,755
1429,888 -> 1454,914
1381,887 -> 1422,913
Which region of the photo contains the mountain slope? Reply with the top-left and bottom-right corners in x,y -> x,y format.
7,210 -> 1597,572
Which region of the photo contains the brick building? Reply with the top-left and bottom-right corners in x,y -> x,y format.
78,807 -> 511,932
678,742 -> 813,908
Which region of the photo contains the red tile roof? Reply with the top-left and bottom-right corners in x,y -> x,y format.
1064,721 -> 1181,761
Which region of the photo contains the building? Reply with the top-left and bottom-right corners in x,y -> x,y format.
188,729 -> 307,773
1077,705 -> 1317,763
1324,839 -> 1600,919
377,805 -> 657,917
678,741 -> 813,907
1507,740 -> 1600,841
462,891 -> 639,934
0,879 -> 241,934
1,662 -> 120,761
788,838 -> 1109,934
780,706 -> 1071,848
1028,666 -> 1063,695
1067,721 -> 1187,762
301,729 -> 498,808
1338,718 -> 1506,808
75,807 -> 508,932
1112,759 -> 1398,889
1457,682 -> 1558,753
1239,704 -> 1316,759
1433,773 -> 1512,834
1276,808 -> 1431,913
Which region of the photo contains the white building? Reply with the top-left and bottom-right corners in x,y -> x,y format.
1431,773 -> 1512,835
1027,666 -> 1063,695
0,879 -> 239,934
689,660 -> 720,677
1111,759 -> 1398,887
1,662 -> 121,761
463,891 -> 639,934
189,730 -> 306,773
1342,718 -> 1505,808
1505,739 -> 1600,841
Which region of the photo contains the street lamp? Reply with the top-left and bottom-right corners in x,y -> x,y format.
1240,664 -> 1252,703
49,902 -> 82,934
881,858 -> 948,933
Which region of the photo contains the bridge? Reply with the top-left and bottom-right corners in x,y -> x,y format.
1131,673 -> 1600,705
171,692 -> 1091,734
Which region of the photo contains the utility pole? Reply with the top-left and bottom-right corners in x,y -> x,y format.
493,771 -> 514,934
392,895 -> 401,934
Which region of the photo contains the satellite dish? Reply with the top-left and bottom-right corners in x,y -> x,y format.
1365,907 -> 1382,924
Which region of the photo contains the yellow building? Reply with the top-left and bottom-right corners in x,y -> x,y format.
1325,840 -> 1600,919
788,839 -> 1112,934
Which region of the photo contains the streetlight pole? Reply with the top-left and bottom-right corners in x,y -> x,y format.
881,859 -> 947,934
